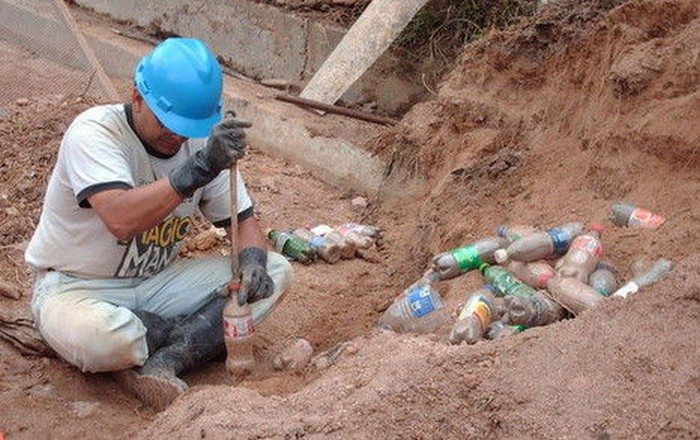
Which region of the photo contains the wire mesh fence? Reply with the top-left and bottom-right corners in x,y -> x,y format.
0,0 -> 117,104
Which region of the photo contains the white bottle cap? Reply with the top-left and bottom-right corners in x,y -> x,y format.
494,249 -> 508,264
612,281 -> 639,298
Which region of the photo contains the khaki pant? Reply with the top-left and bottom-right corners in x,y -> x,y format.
31,253 -> 293,373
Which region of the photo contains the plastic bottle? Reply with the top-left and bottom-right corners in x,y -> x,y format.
555,224 -> 604,282
223,298 -> 255,376
480,264 -> 538,298
448,285 -> 499,345
494,222 -> 585,264
378,284 -> 449,334
389,270 -> 438,302
293,228 -> 341,264
485,321 -> 526,340
339,223 -> 380,238
506,260 -> 555,289
432,236 -> 509,280
496,225 -> 538,243
610,202 -> 666,229
334,224 -> 374,249
506,292 -> 565,327
267,229 -> 315,263
311,224 -> 356,259
613,259 -> 674,299
545,275 -> 604,315
588,261 -> 617,297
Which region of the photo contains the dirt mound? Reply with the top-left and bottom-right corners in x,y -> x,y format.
144,0 -> 699,437
144,254 -> 699,439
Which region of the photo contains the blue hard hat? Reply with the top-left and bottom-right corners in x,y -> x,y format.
135,38 -> 223,138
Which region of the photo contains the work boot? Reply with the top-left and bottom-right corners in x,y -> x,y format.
133,310 -> 176,352
116,297 -> 227,411
114,310 -> 183,411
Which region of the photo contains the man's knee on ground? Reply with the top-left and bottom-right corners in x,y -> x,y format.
38,296 -> 148,373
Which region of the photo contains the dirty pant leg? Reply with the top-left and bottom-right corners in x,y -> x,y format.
136,252 -> 294,326
250,252 -> 294,325
31,271 -> 147,373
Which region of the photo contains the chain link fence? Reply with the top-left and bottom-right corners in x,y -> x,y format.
0,0 -> 117,104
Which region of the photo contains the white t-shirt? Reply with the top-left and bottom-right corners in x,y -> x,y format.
25,104 -> 253,279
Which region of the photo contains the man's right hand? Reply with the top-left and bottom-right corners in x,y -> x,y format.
169,117 -> 252,198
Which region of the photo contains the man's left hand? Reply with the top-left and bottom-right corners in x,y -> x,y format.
237,247 -> 274,306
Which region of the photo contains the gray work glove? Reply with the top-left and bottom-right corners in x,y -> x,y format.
169,117 -> 252,197
237,247 -> 275,306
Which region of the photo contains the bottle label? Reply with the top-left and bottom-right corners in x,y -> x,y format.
571,235 -> 602,258
538,272 -> 554,288
629,208 -> 665,228
309,235 -> 326,249
459,295 -> 492,330
406,285 -> 439,318
452,245 -> 484,271
335,225 -> 352,236
223,315 -> 254,339
548,229 -> 573,254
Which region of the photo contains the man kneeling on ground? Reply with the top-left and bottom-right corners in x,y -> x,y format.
24,38 -> 293,410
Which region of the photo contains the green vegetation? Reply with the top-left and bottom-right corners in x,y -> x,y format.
396,0 -> 538,81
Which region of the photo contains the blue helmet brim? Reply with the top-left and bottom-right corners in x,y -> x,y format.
149,95 -> 223,138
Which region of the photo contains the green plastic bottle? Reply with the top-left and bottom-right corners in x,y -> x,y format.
431,236 -> 508,280
267,229 -> 315,264
479,264 -> 537,298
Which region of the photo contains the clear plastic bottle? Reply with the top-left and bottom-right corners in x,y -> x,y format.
506,260 -> 555,289
494,222 -> 584,264
389,270 -> 438,302
610,202 -> 666,229
588,261 -> 617,297
485,321 -> 526,340
506,292 -> 565,327
378,284 -> 449,334
339,223 -> 380,238
496,225 -> 538,243
334,224 -> 374,249
545,274 -> 604,315
448,285 -> 499,345
311,225 -> 356,259
613,259 -> 674,298
267,229 -> 316,263
223,297 -> 255,376
480,264 -> 538,298
555,224 -> 604,282
293,228 -> 341,264
432,236 -> 509,280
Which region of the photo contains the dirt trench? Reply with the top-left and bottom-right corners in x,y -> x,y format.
1,0 -> 699,438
